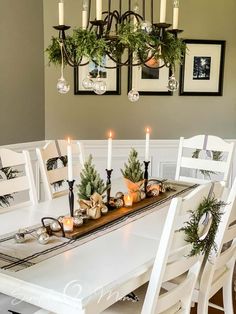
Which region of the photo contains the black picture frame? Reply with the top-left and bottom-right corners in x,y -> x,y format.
74,58 -> 121,95
128,63 -> 172,96
179,39 -> 225,96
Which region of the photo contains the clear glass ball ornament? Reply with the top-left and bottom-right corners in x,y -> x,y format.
93,78 -> 107,95
128,89 -> 140,102
57,77 -> 70,94
167,75 -> 179,92
82,76 -> 94,89
140,20 -> 152,33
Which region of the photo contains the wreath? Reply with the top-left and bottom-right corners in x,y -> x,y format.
180,196 -> 226,259
46,156 -> 68,189
192,149 -> 223,179
0,167 -> 19,207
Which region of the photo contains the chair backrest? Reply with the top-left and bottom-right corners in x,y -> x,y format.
198,176 -> 236,297
142,183 -> 212,314
36,140 -> 84,200
0,148 -> 37,211
175,135 -> 235,186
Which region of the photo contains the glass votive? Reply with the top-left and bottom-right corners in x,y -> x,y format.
62,216 -> 74,232
124,193 -> 133,207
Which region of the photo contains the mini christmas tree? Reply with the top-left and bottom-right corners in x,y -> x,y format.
121,148 -> 144,183
77,154 -> 107,200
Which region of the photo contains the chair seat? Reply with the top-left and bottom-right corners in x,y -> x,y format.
103,283 -> 182,314
0,293 -> 40,314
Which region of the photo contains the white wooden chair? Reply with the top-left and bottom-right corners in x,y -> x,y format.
36,140 -> 85,200
0,148 -> 37,211
175,135 -> 235,186
104,183 -> 212,314
192,176 -> 236,313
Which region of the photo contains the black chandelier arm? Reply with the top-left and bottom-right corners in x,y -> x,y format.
120,11 -> 144,24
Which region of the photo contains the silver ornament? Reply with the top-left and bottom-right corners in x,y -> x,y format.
50,221 -> 61,232
73,217 -> 83,227
115,198 -> 124,208
38,232 -> 50,245
74,209 -> 84,217
58,216 -> 64,224
36,227 -> 47,236
101,205 -> 108,214
14,233 -> 26,244
151,189 -> 159,197
115,192 -> 124,199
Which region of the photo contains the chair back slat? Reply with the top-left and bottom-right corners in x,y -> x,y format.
215,246 -> 236,271
175,135 -> 235,186
0,148 -> 25,167
0,177 -> 29,196
47,165 -> 81,184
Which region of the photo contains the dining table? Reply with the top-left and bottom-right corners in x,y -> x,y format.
0,180 -> 195,314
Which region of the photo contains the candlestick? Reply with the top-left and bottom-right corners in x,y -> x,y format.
67,180 -> 75,217
144,161 -> 150,195
106,169 -> 113,204
160,0 -> 167,23
58,0 -> 64,25
96,0 -> 102,20
145,127 -> 150,162
173,0 -> 179,29
107,131 -> 113,170
67,137 -> 73,181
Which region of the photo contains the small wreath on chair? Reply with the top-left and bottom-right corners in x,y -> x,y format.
46,156 -> 68,189
0,167 -> 19,207
192,149 -> 223,179
180,196 -> 226,259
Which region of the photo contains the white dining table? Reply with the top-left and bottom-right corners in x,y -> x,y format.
0,192 -> 171,314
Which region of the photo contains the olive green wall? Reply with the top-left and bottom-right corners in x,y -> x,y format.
44,0 -> 236,140
0,0 -> 44,145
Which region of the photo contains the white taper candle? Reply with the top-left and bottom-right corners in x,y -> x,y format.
145,128 -> 150,162
82,0 -> 88,29
160,0 -> 167,23
173,0 -> 179,29
96,0 -> 102,20
67,137 -> 73,181
58,0 -> 64,25
107,131 -> 113,170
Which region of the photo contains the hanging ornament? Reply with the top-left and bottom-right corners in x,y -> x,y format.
167,74 -> 179,92
140,21 -> 152,33
82,75 -> 94,89
57,42 -> 70,94
128,89 -> 140,102
93,77 -> 107,95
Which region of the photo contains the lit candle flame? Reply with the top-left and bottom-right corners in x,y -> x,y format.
67,137 -> 71,145
108,131 -> 113,138
146,127 -> 150,134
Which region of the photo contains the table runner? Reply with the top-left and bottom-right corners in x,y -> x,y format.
0,182 -> 197,272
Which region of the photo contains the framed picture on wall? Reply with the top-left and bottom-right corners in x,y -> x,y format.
128,62 -> 172,96
74,56 -> 121,95
179,39 -> 225,96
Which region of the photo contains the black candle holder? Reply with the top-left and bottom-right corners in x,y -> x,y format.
106,169 -> 113,205
144,161 -> 150,195
67,180 -> 75,217
53,25 -> 71,40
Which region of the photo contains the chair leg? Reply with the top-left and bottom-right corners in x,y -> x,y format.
196,291 -> 209,314
223,274 -> 234,314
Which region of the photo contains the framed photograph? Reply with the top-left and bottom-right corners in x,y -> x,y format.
180,39 -> 225,96
74,56 -> 121,95
128,62 -> 172,95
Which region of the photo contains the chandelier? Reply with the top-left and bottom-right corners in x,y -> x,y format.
46,0 -> 185,101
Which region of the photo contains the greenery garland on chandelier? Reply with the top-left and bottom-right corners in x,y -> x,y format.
180,196 -> 226,259
46,24 -> 186,69
0,167 -> 19,207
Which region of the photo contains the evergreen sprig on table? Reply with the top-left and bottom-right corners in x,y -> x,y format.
180,196 -> 226,259
77,155 -> 107,200
121,148 -> 144,183
0,167 -> 19,207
